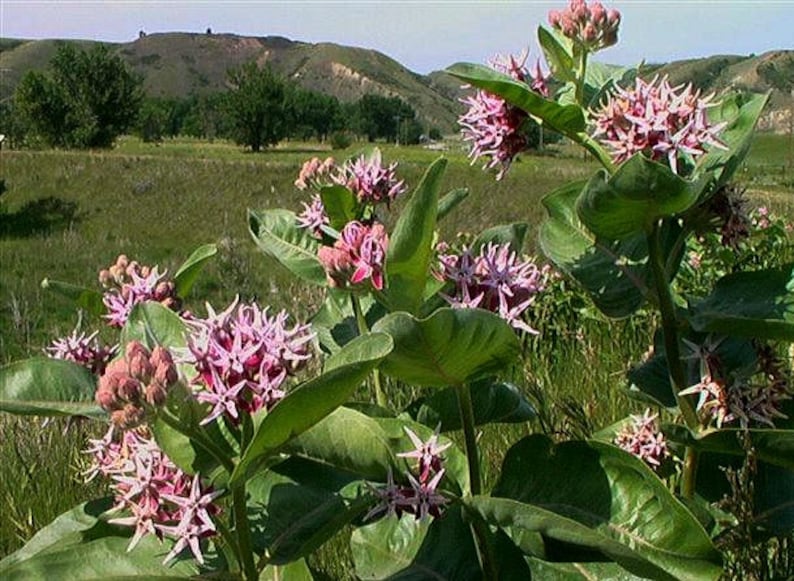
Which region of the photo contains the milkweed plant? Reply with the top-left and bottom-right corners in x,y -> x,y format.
1,1 -> 791,579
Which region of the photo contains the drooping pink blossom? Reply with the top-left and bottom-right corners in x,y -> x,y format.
86,426 -> 220,564
183,297 -> 314,424
613,409 -> 670,469
459,51 -> 549,180
548,0 -> 620,51
592,76 -> 727,174
45,328 -> 116,375
318,221 -> 389,290
436,242 -> 551,333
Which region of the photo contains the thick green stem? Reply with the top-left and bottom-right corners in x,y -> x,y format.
456,384 -> 497,580
647,222 -> 700,497
351,293 -> 387,408
159,411 -> 235,473
233,485 -> 258,581
575,48 -> 589,106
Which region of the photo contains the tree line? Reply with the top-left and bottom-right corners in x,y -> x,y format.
0,43 -> 438,151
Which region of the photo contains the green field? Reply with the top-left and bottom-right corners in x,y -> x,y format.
1,133 -> 792,572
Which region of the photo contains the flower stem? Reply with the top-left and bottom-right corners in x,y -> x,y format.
575,48 -> 589,106
159,410 -> 235,473
456,383 -> 497,580
351,293 -> 387,408
233,484 -> 258,581
647,221 -> 700,498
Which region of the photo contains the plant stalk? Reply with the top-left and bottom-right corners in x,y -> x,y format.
233,484 -> 258,581
351,293 -> 387,407
159,410 -> 235,473
456,383 -> 497,580
647,221 -> 700,498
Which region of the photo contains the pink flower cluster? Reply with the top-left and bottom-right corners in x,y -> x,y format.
296,194 -> 330,238
366,426 -> 449,521
613,409 -> 670,469
45,329 -> 116,375
184,297 -> 314,425
680,339 -> 791,428
592,76 -> 727,174
317,221 -> 389,291
459,52 -> 548,180
99,255 -> 181,328
548,0 -> 620,51
86,427 -> 221,565
95,341 -> 178,430
338,150 -> 406,205
436,242 -> 551,333
294,156 -> 337,191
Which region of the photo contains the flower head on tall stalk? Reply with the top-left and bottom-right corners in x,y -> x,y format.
318,221 -> 389,290
86,426 -> 221,564
45,328 -> 117,375
459,51 -> 549,179
591,75 -> 727,175
436,242 -> 551,333
613,409 -> 670,469
548,0 -> 621,52
184,297 -> 314,425
99,255 -> 181,327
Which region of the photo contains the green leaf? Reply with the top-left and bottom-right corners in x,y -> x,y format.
0,357 -> 103,417
577,156 -> 700,240
320,184 -> 358,231
665,424 -> 794,471
310,289 -> 385,354
537,26 -> 575,83
120,302 -> 188,351
527,559 -> 644,580
539,180 -> 648,317
172,243 -> 217,298
0,499 -> 201,578
472,222 -> 529,254
231,332 -> 393,484
386,157 -> 447,314
405,380 -> 535,431
373,308 -> 521,388
247,457 -> 370,565
690,264 -> 794,341
626,352 -> 678,409
698,91 -> 770,193
260,559 -> 314,581
40,278 -> 105,316
486,435 -> 722,580
437,187 -> 469,221
248,208 -> 326,286
352,509 -> 481,581
446,62 -> 586,136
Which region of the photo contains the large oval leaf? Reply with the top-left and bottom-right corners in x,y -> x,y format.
386,157 -> 447,314
320,184 -> 358,231
248,208 -> 326,286
446,62 -> 586,136
437,187 -> 469,221
690,264 -> 794,341
40,278 -> 105,316
231,332 -> 393,484
0,499 -> 202,578
488,435 -> 722,580
172,243 -> 217,298
0,357 -> 103,417
373,308 -> 520,388
577,155 -> 700,241
472,222 -> 529,254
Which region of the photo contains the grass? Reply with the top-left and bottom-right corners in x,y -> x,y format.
1,134 -> 792,571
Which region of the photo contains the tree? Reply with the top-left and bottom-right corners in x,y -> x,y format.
354,95 -> 419,143
14,43 -> 143,148
224,62 -> 287,152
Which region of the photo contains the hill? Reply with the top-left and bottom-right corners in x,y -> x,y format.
1,32 -> 792,133
0,33 -> 462,133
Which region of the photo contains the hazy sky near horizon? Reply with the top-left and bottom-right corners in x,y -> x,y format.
2,1 -> 793,73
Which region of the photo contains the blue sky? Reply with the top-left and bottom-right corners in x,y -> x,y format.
2,1 -> 792,73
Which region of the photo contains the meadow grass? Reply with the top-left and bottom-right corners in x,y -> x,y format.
0,134 -> 792,570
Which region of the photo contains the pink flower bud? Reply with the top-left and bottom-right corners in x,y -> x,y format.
590,2 -> 606,24
95,385 -> 117,410
154,361 -> 178,387
128,352 -> 154,382
583,22 -> 597,42
607,8 -> 620,26
125,341 -> 150,364
145,383 -> 167,406
98,269 -> 114,287
117,377 -> 142,402
150,345 -> 174,368
115,254 -> 129,269
125,261 -> 140,278
548,9 -> 561,27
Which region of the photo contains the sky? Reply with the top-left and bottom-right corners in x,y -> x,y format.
1,1 -> 793,74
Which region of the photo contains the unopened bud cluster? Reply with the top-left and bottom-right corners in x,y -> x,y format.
99,255 -> 181,327
548,0 -> 620,51
95,341 -> 178,429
